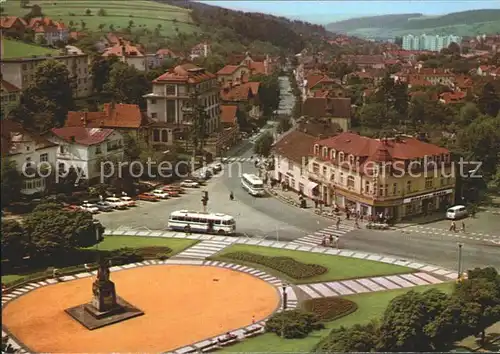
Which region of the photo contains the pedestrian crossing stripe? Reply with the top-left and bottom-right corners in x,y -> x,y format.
291,225 -> 354,247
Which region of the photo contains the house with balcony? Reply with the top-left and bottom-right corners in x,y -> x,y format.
1,120 -> 58,196
46,127 -> 124,183
307,132 -> 455,221
144,63 -> 222,154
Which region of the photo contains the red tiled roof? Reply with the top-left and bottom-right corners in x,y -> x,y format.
65,103 -> 145,129
272,130 -> 317,164
220,104 -> 238,124
249,61 -> 266,75
220,82 -> 258,102
156,48 -> 179,58
1,79 -> 21,93
303,97 -> 351,118
217,65 -> 240,75
51,127 -> 115,146
153,63 -> 216,84
0,16 -> 27,29
439,91 -> 466,104
103,43 -> 144,57
316,132 -> 449,162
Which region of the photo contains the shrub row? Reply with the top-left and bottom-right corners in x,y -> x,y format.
302,297 -> 358,321
222,252 -> 327,279
265,310 -> 324,338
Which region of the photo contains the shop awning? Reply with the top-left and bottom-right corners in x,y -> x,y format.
304,181 -> 319,196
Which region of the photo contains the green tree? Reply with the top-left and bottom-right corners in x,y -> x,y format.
23,207 -> 103,258
90,55 -> 120,93
1,219 -> 29,264
453,270 -> 500,345
358,103 -> 387,128
104,62 -> 150,108
250,73 -> 280,117
378,289 -> 449,351
14,60 -> 74,131
1,158 -> 22,208
314,321 -> 379,352
253,131 -> 274,157
97,8 -> 107,16
85,8 -> 91,16
123,133 -> 142,161
477,82 -> 500,117
459,102 -> 480,126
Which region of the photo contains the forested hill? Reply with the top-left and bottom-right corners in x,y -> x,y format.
327,9 -> 500,37
154,0 -> 327,53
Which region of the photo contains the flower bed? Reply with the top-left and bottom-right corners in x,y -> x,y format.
302,296 -> 358,321
221,252 -> 327,279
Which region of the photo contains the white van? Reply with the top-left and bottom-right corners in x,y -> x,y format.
446,205 -> 468,220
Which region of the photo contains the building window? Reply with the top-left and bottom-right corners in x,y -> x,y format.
166,85 -> 176,95
339,152 -> 344,162
151,112 -> 158,119
288,160 -> 293,171
313,144 -> 319,155
312,163 -> 320,174
347,176 -> 355,188
425,177 -> 433,189
406,181 -> 412,193
330,171 -> 335,182
153,129 -> 160,142
392,183 -> 397,195
161,130 -> 168,142
364,181 -> 370,193
299,182 -> 304,193
166,100 -> 176,123
330,149 -> 336,160
151,99 -> 157,104
378,184 -> 388,196
40,153 -> 48,162
322,147 -> 328,158
59,146 -> 66,154
340,173 -> 344,185
322,166 -> 327,176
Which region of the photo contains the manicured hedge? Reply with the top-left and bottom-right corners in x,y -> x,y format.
302,297 -> 358,321
222,252 -> 327,279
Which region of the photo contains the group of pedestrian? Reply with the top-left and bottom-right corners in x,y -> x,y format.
321,234 -> 339,248
450,221 -> 466,232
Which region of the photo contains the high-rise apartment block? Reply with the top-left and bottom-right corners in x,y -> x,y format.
402,34 -> 462,52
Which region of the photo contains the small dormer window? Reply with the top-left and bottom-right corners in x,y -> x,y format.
322,147 -> 328,158
26,146 -> 30,151
313,144 -> 320,155
339,152 -> 344,162
349,154 -> 354,164
330,149 -> 336,160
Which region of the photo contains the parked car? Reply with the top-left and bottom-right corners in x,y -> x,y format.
211,162 -> 223,172
80,202 -> 99,214
151,189 -> 169,199
64,204 -> 80,212
165,185 -> 185,193
105,197 -> 128,209
162,186 -> 180,197
120,195 -> 136,207
95,201 -> 114,212
180,180 -> 200,188
137,193 -> 159,202
446,205 -> 468,220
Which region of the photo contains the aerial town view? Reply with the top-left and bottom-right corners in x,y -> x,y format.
1,0 -> 500,352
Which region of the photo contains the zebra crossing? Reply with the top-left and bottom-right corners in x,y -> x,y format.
170,239 -> 235,260
298,271 -> 443,298
290,224 -> 354,247
222,157 -> 256,163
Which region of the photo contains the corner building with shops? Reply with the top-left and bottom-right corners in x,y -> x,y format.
306,132 -> 455,221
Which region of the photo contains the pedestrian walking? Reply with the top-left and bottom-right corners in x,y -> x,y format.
461,222 -> 466,232
449,221 -> 456,232
185,225 -> 191,235
355,218 -> 360,228
329,234 -> 334,245
336,217 -> 341,230
335,235 -> 340,249
321,236 -> 327,247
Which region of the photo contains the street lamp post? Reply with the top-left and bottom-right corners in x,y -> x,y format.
457,243 -> 463,279
282,284 -> 288,311
93,220 -> 101,252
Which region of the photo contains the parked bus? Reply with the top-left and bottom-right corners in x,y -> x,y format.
168,210 -> 236,235
241,173 -> 265,196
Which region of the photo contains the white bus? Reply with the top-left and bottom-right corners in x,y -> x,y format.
168,210 -> 236,235
241,173 -> 265,196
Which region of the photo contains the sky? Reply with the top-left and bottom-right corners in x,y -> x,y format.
197,1 -> 500,23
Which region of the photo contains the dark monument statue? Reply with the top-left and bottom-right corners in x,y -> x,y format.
65,258 -> 144,330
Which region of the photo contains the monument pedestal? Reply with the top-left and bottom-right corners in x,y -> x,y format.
65,260 -> 144,330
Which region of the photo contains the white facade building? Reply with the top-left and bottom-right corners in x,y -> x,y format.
1,120 -> 58,195
402,34 -> 462,52
46,127 -> 125,182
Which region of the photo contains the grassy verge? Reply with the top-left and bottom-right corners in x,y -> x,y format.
1,236 -> 197,286
2,38 -> 60,59
211,245 -> 413,284
218,282 -> 454,353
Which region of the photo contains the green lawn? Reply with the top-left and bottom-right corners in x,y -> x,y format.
1,236 -> 196,285
87,235 -> 197,255
212,245 -> 413,284
2,38 -> 60,59
2,0 -> 198,37
219,282 -> 455,353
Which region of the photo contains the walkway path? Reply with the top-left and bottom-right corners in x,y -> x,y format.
171,239 -> 237,260
290,224 -> 354,247
298,271 -> 443,298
